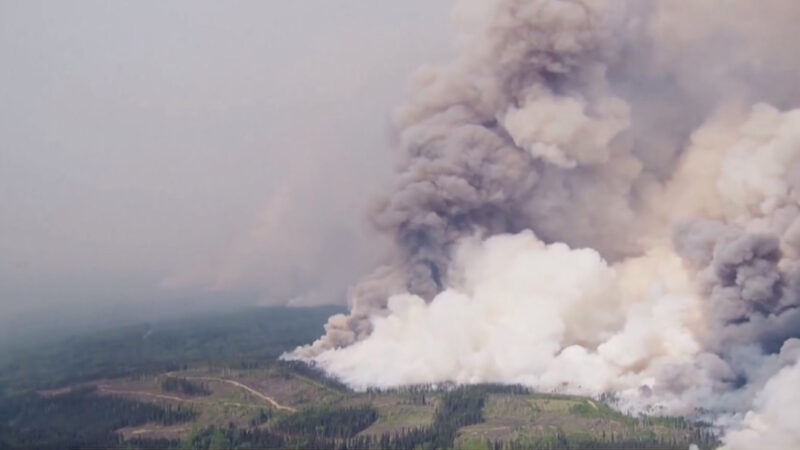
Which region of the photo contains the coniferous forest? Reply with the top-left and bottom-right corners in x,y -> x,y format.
0,307 -> 719,449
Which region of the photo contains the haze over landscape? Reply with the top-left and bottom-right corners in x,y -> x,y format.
0,0 -> 452,329
3,1 -> 800,449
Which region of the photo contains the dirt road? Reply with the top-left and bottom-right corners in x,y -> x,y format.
168,374 -> 297,412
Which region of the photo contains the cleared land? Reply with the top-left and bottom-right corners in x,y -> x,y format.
92,367 -> 444,442
82,367 -> 713,449
455,394 -> 700,449
92,367 -> 329,439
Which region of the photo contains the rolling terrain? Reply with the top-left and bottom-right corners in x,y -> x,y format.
0,306 -> 718,449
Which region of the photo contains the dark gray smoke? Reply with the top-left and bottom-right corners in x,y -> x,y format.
288,1 -> 800,446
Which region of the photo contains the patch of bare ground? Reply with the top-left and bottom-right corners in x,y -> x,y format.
174,375 -> 297,412
37,385 -> 83,398
115,423 -> 188,441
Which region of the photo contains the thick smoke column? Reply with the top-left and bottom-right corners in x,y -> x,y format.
288,0 -> 800,446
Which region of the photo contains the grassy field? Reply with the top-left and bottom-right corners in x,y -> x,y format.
91,367 -> 318,440
356,392 -> 440,436
87,366 -> 441,442
455,394 -> 701,449
77,368 -> 715,449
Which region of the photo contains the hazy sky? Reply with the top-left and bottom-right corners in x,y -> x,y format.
0,1 -> 454,324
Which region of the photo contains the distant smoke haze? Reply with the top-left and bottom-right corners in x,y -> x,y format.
0,1 -> 454,326
286,1 -> 800,448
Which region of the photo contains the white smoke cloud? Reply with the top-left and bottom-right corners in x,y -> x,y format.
312,232 -> 708,413
503,92 -> 630,168
287,0 -> 800,444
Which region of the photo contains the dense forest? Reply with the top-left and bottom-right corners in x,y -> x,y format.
160,377 -> 211,396
0,305 -> 343,396
271,406 -> 378,439
0,386 -> 196,449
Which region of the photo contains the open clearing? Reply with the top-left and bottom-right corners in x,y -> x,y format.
32,365 -> 714,449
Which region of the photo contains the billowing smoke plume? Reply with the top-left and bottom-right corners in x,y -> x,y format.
287,0 -> 800,446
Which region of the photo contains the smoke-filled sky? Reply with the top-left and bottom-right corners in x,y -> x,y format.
6,2 -> 800,447
0,1 -> 454,323
274,1 -> 800,448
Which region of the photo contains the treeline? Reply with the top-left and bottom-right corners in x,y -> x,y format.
275,360 -> 350,392
161,377 -> 211,396
0,386 -> 197,450
186,426 -> 715,450
189,404 -> 378,449
249,408 -> 272,427
125,437 -> 180,449
428,385 -> 488,447
189,424 -> 286,449
365,381 -> 533,396
271,405 -> 378,439
488,429 -> 719,450
188,424 -> 383,449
